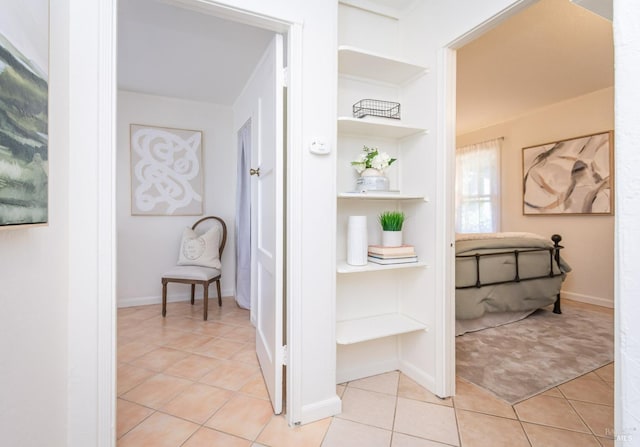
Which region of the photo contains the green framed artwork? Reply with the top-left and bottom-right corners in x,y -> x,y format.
0,0 -> 49,227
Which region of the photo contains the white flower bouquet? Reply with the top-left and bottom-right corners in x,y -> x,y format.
351,145 -> 397,174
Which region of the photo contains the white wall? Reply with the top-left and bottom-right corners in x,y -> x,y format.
457,87 -> 614,307
613,0 -> 640,440
117,91 -> 236,307
0,0 -> 69,445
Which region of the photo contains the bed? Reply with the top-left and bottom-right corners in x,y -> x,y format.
455,232 -> 571,335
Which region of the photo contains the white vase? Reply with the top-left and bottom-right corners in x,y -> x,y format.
356,168 -> 389,192
347,216 -> 368,266
382,230 -> 403,247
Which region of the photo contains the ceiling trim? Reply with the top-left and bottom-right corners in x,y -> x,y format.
157,0 -> 296,31
338,0 -> 401,20
446,0 -> 538,49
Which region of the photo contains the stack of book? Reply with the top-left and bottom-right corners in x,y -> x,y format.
367,244 -> 417,265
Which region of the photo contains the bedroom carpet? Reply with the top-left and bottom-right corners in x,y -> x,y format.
456,303 -> 614,405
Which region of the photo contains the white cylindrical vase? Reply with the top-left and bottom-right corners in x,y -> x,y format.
347,216 -> 368,266
382,230 -> 403,247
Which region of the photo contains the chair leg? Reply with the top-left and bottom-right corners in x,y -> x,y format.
203,283 -> 209,321
216,280 -> 222,307
162,279 -> 168,317
190,284 -> 195,305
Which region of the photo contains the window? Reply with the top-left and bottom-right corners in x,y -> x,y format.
455,138 -> 502,233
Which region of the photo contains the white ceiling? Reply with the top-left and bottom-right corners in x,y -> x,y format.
119,0 -> 613,132
456,0 -> 613,135
117,0 -> 274,105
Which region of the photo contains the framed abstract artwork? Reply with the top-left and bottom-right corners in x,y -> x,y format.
523,131 -> 614,215
0,0 -> 49,227
130,124 -> 204,216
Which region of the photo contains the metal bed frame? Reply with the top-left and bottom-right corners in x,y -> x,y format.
455,234 -> 564,314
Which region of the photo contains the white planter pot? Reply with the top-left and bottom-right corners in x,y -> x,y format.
355,168 -> 389,192
382,230 -> 403,247
360,168 -> 383,177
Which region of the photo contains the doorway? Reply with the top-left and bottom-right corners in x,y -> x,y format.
447,0 -> 614,406
116,0 -> 295,424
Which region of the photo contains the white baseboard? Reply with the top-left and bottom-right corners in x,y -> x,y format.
299,396 -> 342,425
118,294 -> 186,308
562,291 -> 613,308
335,359 -> 400,385
118,288 -> 235,308
399,359 -> 437,395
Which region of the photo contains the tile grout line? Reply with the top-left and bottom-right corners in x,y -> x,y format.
388,375 -> 400,447
516,384 -> 608,443
513,405 -> 535,447
564,395 -> 613,441
117,303 -> 264,446
115,400 -> 156,441
119,365 -> 269,443
451,387 -> 463,447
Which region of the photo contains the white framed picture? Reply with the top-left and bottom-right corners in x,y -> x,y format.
130,124 -> 204,216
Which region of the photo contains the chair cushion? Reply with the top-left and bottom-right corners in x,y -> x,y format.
162,265 -> 221,281
177,225 -> 222,269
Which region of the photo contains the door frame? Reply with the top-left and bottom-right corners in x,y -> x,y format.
437,0 -> 545,397
156,2 -> 304,425
100,1 -> 303,441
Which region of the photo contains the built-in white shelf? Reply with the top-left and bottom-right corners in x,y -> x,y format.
338,117 -> 428,139
337,260 -> 428,273
336,313 -> 428,345
338,45 -> 428,84
338,191 -> 427,201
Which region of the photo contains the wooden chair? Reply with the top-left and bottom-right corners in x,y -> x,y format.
161,216 -> 227,320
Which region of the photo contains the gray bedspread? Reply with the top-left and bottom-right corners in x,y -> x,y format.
455,233 -> 571,320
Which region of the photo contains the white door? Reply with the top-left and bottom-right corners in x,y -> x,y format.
252,34 -> 285,414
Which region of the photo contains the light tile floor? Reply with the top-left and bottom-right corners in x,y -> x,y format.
117,298 -> 614,446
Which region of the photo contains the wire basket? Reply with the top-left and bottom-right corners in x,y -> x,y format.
353,99 -> 401,120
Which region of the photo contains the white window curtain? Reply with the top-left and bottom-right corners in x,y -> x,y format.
235,120 -> 252,309
455,138 -> 502,233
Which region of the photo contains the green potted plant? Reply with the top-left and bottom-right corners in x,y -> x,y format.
378,211 -> 405,247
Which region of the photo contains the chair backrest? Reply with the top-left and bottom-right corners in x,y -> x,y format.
192,216 -> 227,258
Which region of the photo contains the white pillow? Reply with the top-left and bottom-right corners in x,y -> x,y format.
177,225 -> 222,269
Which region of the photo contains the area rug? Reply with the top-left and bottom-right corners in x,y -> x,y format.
456,305 -> 613,404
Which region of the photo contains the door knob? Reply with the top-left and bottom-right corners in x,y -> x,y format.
250,167 -> 260,177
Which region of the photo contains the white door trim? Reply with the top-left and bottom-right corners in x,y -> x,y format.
434,46 -> 457,398
96,0 -> 118,442
437,0 -> 540,398
284,21 -> 304,426
68,0 -> 117,445
101,0 -> 303,439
